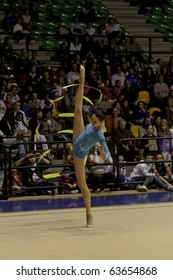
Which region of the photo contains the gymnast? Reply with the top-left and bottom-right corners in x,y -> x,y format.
73,65 -> 111,227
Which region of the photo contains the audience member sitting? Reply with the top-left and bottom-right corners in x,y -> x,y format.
157,119 -> 173,167
116,154 -> 129,190
21,8 -> 32,32
69,36 -> 82,56
105,106 -> 121,138
14,152 -> 55,195
69,15 -> 84,36
58,167 -> 79,194
63,142 -> 74,166
152,153 -> 173,191
37,70 -> 53,101
0,36 -> 13,66
160,65 -> 173,87
93,25 -> 108,56
153,74 -> 169,108
86,143 -> 115,192
138,116 -> 157,138
162,97 -> 173,128
105,17 -> 121,37
4,93 -> 13,109
111,118 -> 134,161
85,22 -> 96,36
41,108 -> 62,142
111,65 -> 126,87
2,168 -> 23,195
111,79 -> 122,100
28,109 -> 49,151
1,9 -> 15,33
120,79 -> 138,104
66,63 -> 79,85
120,99 -> 134,127
129,152 -> 172,192
26,65 -> 39,91
13,17 -> 25,43
139,124 -> 158,159
134,100 -> 149,125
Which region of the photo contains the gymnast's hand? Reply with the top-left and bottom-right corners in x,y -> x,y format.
99,146 -> 106,161
79,65 -> 85,83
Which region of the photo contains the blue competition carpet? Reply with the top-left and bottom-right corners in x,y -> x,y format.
0,192 -> 173,212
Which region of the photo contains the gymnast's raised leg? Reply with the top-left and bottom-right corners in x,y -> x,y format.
73,65 -> 93,227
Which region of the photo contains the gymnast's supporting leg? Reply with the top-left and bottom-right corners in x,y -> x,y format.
73,65 -> 93,227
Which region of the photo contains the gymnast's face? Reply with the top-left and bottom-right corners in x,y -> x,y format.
89,114 -> 103,130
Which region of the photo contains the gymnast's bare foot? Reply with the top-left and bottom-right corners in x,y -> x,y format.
86,214 -> 93,228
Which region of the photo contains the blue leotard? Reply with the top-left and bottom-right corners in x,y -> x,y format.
73,123 -> 111,160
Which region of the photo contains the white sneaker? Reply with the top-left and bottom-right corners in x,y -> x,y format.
136,185 -> 148,192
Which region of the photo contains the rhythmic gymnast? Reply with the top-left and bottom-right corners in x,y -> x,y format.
73,65 -> 112,227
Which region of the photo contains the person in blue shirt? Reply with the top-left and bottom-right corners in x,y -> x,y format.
73,65 -> 111,228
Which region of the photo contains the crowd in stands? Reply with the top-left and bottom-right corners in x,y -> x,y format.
1,0 -> 173,195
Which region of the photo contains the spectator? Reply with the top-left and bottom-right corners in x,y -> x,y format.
86,143 -> 115,192
138,116 -> 157,138
111,79 -> 122,100
14,152 -> 55,195
28,92 -> 41,110
41,108 -> 62,142
85,22 -> 96,36
139,124 -> 158,158
0,36 -> 13,66
2,168 -> 23,193
29,51 -> 40,68
129,152 -> 172,192
5,84 -> 20,104
111,118 -> 135,161
141,67 -> 156,91
106,17 -> 121,37
37,71 -> 52,100
66,63 -> 79,85
152,153 -> 173,191
116,154 -> 130,190
160,65 -> 173,87
163,97 -> 173,128
93,25 -> 108,56
22,8 -> 32,32
1,10 -> 15,33
69,15 -> 84,35
111,65 -> 126,87
13,17 -> 24,43
13,100 -> 27,123
0,99 -> 6,121
28,108 -> 49,151
4,93 -> 13,109
157,119 -> 173,167
69,36 -> 81,55
63,142 -> 74,166
58,167 -> 79,194
14,48 -> 29,86
125,67 -> 139,87
134,100 -> 149,125
153,74 -> 169,108
26,65 -> 39,91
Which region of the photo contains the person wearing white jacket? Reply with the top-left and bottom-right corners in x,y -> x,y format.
130,153 -> 173,192
130,153 -> 155,192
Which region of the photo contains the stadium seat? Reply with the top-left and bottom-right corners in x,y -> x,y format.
148,107 -> 161,117
131,125 -> 139,138
138,91 -> 150,104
